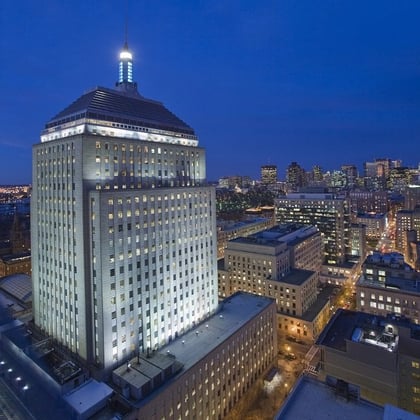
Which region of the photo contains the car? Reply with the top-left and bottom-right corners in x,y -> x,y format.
285,353 -> 297,361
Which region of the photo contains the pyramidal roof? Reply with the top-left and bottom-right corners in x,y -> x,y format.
45,86 -> 195,136
44,41 -> 195,137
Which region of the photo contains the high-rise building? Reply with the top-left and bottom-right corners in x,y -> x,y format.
261,164 -> 277,185
31,42 -> 218,372
341,164 -> 358,189
286,162 -> 306,192
275,193 -> 350,265
348,190 -> 388,218
364,158 -> 393,191
396,208 -> 420,255
405,185 -> 420,210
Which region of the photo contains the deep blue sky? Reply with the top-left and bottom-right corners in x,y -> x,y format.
1,1 -> 420,184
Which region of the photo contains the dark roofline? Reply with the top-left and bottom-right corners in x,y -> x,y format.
45,86 -> 196,136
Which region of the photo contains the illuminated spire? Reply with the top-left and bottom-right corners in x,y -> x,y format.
115,41 -> 138,94
119,42 -> 133,83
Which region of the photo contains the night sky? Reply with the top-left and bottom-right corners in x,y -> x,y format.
1,1 -> 420,184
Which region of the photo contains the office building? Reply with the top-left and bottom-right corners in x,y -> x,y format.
396,208 -> 420,256
218,224 -> 331,340
405,185 -> 420,211
341,164 -> 358,189
355,251 -> 420,324
275,193 -> 350,265
216,217 -> 274,259
349,223 -> 367,260
0,252 -> 31,277
116,292 -> 277,419
348,190 -> 388,217
355,213 -> 387,240
286,162 -> 306,192
261,165 -> 277,185
31,41 -> 218,372
317,309 -> 420,415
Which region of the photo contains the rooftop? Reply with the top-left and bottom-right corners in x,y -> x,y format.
44,86 -> 195,136
0,274 -> 32,304
282,269 -> 315,286
157,292 -> 274,371
358,275 -> 420,295
316,309 -> 411,353
117,292 -> 275,405
276,375 -> 384,420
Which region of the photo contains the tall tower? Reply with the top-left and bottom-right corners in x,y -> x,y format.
31,42 -> 218,371
261,164 -> 277,185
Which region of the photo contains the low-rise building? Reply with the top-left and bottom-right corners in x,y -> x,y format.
0,252 -> 31,277
316,309 -> 420,415
218,224 -> 330,341
355,213 -> 387,240
115,292 -> 277,419
216,217 -> 274,259
356,252 -> 420,324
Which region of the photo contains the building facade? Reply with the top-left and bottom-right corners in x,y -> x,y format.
355,252 -> 420,324
355,213 -> 386,240
31,43 -> 218,372
275,193 -> 350,265
218,224 -> 330,340
261,165 -> 277,185
116,292 -> 278,420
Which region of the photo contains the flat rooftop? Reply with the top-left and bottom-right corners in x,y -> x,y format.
282,269 -> 315,286
316,309 -> 404,354
276,375 -> 383,420
130,292 -> 275,406
160,292 -> 274,371
358,275 -> 420,294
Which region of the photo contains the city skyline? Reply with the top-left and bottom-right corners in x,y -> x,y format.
2,1 -> 420,184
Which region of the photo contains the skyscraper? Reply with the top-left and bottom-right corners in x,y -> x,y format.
286,161 -> 306,192
261,164 -> 277,185
31,42 -> 218,372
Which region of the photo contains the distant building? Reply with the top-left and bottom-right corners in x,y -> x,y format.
218,175 -> 251,189
348,190 -> 388,218
350,223 -> 367,260
317,309 -> 420,415
0,252 -> 31,277
396,208 -> 420,255
261,165 -> 277,185
341,164 -> 358,189
216,217 -> 275,259
389,167 -> 413,192
405,185 -> 420,210
312,165 -> 323,182
286,162 -> 306,192
355,213 -> 386,240
364,159 -> 391,191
